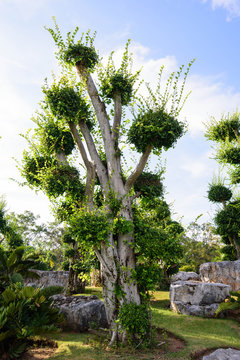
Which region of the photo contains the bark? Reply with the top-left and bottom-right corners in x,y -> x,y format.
232,235 -> 240,259
125,145 -> 153,192
112,93 -> 122,145
55,151 -> 68,165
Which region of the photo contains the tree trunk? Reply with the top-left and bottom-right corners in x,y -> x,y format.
97,199 -> 141,340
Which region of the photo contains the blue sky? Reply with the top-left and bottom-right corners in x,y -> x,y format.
1,0 -> 240,225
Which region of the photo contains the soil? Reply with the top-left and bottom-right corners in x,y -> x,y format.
20,339 -> 57,360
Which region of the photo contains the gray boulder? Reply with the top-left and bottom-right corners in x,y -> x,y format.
171,271 -> 200,283
170,281 -> 231,317
200,260 -> 240,291
202,348 -> 240,359
170,281 -> 231,306
171,301 -> 219,317
52,295 -> 108,331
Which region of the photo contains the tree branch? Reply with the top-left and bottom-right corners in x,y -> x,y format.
55,151 -> 69,165
75,65 -> 113,153
85,162 -> 96,210
68,121 -> 91,170
78,120 -> 109,196
112,94 -> 122,144
94,247 -> 114,278
69,121 -> 96,209
125,145 -> 153,192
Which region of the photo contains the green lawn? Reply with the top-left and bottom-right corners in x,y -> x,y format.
44,289 -> 240,360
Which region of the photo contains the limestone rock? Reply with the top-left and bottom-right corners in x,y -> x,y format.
171,271 -> 200,283
171,301 -> 219,317
170,281 -> 231,317
200,260 -> 240,291
170,281 -> 231,306
24,270 -> 69,292
202,348 -> 240,359
52,294 -> 108,331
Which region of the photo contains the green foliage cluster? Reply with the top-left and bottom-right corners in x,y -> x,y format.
215,201 -> 240,237
45,19 -> 98,69
70,211 -> 111,249
229,166 -> 240,184
215,290 -> 240,317
22,155 -> 85,200
43,165 -> 84,199
205,112 -> 240,259
39,122 -> 75,155
207,184 -> 232,203
98,41 -> 139,106
21,154 -> 54,187
205,112 -> 240,142
116,302 -> 150,346
0,282 -> 63,359
134,172 -> 163,198
113,216 -> 134,235
43,78 -> 93,127
216,143 -> 240,165
128,108 -> 185,153
0,201 -> 23,250
133,199 -> 184,293
0,246 -> 63,358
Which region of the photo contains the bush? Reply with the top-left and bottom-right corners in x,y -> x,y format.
0,283 -> 63,359
116,302 -> 150,346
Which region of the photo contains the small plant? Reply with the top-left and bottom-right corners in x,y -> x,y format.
215,290 -> 240,317
207,184 -> 232,204
116,302 -> 150,347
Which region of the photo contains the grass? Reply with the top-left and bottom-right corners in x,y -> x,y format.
44,288 -> 240,360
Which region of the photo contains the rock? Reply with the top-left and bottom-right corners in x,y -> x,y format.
202,348 -> 240,359
171,301 -> 219,317
52,294 -> 108,331
200,260 -> 240,291
170,281 -> 231,306
24,270 -> 69,292
171,271 -> 200,283
170,281 -> 231,317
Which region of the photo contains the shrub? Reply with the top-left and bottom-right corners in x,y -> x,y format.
0,283 -> 63,359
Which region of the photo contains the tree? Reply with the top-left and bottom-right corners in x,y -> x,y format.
205,112 -> 240,259
6,210 -> 64,269
19,20 -> 193,344
180,222 -> 222,272
0,197 -> 23,250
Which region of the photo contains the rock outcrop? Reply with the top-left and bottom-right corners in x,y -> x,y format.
170,281 -> 231,317
24,270 -> 69,292
52,295 -> 108,331
171,271 -> 200,283
202,348 -> 240,359
200,260 -> 240,291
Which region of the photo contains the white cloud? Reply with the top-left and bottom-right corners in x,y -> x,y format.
203,0 -> 240,20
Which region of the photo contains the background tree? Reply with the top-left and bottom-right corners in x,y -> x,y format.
19,20 -> 193,344
180,222 -> 222,272
205,112 -> 240,259
0,197 -> 23,250
6,210 -> 64,269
